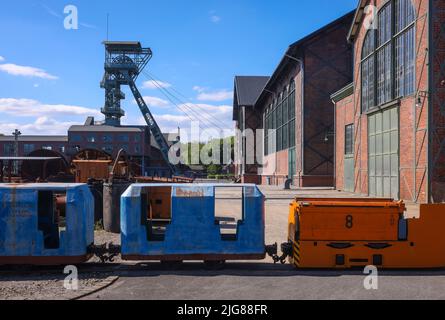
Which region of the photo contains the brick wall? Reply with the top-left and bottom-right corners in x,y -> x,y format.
256,13 -> 354,187
346,0 -> 429,202
302,21 -> 353,184
335,93 -> 355,191
430,0 -> 445,203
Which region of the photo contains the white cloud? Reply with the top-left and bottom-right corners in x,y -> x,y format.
210,15 -> 221,23
0,98 -> 100,117
142,80 -> 172,90
132,103 -> 234,143
192,86 -> 206,93
0,117 -> 80,135
163,104 -> 233,129
0,56 -> 4,62
195,89 -> 233,102
133,96 -> 169,108
0,63 -> 58,80
156,114 -> 190,123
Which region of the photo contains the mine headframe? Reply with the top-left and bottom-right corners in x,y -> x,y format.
100,41 -> 178,175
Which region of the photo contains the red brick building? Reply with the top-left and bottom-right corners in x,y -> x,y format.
234,11 -> 355,186
333,0 -> 445,203
0,135 -> 68,157
0,117 -> 179,178
233,76 -> 270,184
68,117 -> 179,177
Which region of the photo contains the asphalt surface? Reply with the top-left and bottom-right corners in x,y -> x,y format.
84,264 -> 445,300
83,186 -> 444,300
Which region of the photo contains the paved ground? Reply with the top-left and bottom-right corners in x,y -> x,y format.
82,186 -> 445,300
84,265 -> 445,300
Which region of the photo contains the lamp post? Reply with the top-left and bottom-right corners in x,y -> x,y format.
12,129 -> 21,175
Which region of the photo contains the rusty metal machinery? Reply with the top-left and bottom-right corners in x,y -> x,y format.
71,148 -> 131,183
21,149 -> 70,182
134,175 -> 195,184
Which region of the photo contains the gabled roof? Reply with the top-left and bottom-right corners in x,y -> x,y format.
255,10 -> 356,107
235,76 -> 270,106
347,0 -> 368,42
232,76 -> 270,120
330,83 -> 354,103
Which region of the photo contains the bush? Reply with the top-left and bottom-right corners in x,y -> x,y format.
207,164 -> 222,175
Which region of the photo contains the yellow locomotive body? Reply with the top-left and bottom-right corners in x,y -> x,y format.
287,198 -> 445,269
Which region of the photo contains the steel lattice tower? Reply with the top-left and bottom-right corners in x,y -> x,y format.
100,41 -> 178,175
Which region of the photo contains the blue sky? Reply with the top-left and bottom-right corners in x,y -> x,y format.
0,0 -> 357,137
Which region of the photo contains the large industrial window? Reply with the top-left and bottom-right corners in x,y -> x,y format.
118,134 -> 130,142
264,79 -> 296,155
361,0 -> 415,113
3,143 -> 14,156
24,144 -> 35,155
345,124 -> 354,155
102,134 -> 113,142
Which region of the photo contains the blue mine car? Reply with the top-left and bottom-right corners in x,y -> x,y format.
0,183 -> 94,265
120,184 -> 266,262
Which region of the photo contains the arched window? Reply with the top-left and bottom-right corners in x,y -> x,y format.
362,30 -> 376,112
361,0 -> 415,113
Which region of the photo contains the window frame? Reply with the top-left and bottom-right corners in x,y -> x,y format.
361,0 -> 416,114
345,124 -> 354,156
263,79 -> 296,155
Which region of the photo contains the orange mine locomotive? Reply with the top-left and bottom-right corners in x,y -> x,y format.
285,198 -> 445,269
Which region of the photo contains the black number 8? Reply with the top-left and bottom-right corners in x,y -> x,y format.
346,215 -> 353,229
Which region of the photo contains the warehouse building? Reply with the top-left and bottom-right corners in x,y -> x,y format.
233,76 -> 270,184
333,0 -> 445,203
0,135 -> 68,157
234,11 -> 355,186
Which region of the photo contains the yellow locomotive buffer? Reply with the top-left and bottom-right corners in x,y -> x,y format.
287,198 -> 445,269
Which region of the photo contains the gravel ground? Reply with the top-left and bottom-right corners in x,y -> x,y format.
0,230 -> 120,301
0,270 -> 115,300
89,230 -> 122,263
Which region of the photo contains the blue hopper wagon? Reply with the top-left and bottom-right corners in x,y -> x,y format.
0,183 -> 94,265
120,184 -> 266,262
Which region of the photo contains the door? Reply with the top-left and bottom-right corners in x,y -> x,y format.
368,107 -> 399,199
344,124 -> 354,192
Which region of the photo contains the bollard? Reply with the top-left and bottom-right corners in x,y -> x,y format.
103,180 -> 131,233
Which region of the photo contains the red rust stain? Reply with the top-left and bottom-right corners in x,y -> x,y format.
176,188 -> 204,198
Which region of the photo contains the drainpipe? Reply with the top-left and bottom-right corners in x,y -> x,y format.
264,89 -> 277,185
331,98 -> 337,189
427,0 -> 432,203
285,55 -> 304,186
